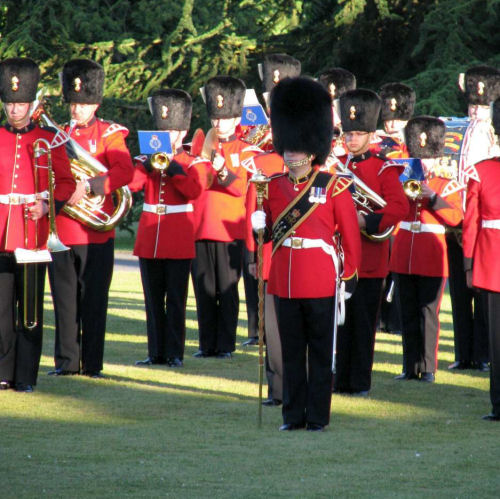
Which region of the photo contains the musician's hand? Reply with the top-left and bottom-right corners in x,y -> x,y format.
212,153 -> 225,172
248,263 -> 257,279
420,183 -> 436,199
67,181 -> 87,206
89,175 -> 106,195
251,210 -> 266,231
466,269 -> 473,289
342,273 -> 358,300
357,212 -> 366,230
29,200 -> 48,220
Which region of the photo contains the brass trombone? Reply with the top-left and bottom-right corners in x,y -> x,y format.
21,139 -> 69,330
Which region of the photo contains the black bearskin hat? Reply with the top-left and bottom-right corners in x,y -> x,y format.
379,82 -> 416,121
405,116 -> 446,159
261,54 -> 301,94
0,58 -> 40,103
61,59 -> 105,104
149,89 -> 192,131
205,76 -> 246,119
462,65 -> 500,106
270,76 -> 333,166
492,97 -> 500,137
339,89 -> 381,132
318,68 -> 356,100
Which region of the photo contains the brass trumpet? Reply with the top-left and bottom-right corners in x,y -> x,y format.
150,152 -> 170,171
403,179 -> 422,201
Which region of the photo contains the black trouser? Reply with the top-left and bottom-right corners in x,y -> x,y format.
485,291 -> 500,415
0,254 -> 45,385
242,247 -> 258,338
335,278 -> 384,393
276,296 -> 334,427
395,273 -> 445,376
139,257 -> 191,360
191,240 -> 242,353
446,232 -> 488,364
48,239 -> 114,373
379,272 -> 403,333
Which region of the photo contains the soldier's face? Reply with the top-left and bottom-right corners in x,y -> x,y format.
70,103 -> 99,126
384,120 -> 406,134
166,130 -> 187,151
345,131 -> 372,154
468,104 -> 490,121
4,102 -> 32,128
211,117 -> 240,138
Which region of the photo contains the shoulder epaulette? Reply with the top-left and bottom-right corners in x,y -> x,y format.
332,173 -> 353,197
134,154 -> 148,164
242,144 -> 263,154
102,122 -> 129,138
188,156 -> 211,168
441,179 -> 465,198
378,159 -> 403,176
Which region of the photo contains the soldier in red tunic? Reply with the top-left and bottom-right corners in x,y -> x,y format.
374,82 -> 416,337
334,89 -> 409,396
252,77 -> 361,431
131,89 -> 211,367
244,150 -> 287,405
48,59 -> 134,378
317,67 -> 356,166
0,58 -> 75,392
391,117 -> 463,382
463,97 -> 500,420
240,53 -> 302,349
372,82 -> 415,158
447,65 -> 500,372
191,76 -> 261,359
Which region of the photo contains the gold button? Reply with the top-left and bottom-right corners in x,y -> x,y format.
16,154 -> 20,158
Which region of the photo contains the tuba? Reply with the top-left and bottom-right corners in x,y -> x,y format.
36,110 -> 132,232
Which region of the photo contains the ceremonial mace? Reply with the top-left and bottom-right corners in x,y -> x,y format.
249,170 -> 270,428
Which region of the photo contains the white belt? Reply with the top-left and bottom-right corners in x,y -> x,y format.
283,237 -> 335,256
399,221 -> 446,234
0,191 -> 49,205
143,203 -> 193,215
482,219 -> 500,229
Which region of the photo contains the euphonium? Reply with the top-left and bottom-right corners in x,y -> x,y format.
335,153 -> 394,242
403,179 -> 422,201
37,111 -> 132,232
150,152 -> 170,171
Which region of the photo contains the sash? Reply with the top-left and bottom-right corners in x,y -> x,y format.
271,171 -> 334,256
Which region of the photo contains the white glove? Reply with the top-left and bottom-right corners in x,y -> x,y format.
251,210 -> 266,231
212,153 -> 225,172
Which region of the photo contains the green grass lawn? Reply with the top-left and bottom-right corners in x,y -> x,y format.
1,264 -> 499,498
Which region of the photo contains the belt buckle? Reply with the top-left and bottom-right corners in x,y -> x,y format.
410,221 -> 421,233
156,205 -> 166,215
291,237 -> 303,249
9,194 -> 20,204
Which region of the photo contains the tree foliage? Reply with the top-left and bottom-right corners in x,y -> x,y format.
0,0 -> 498,231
